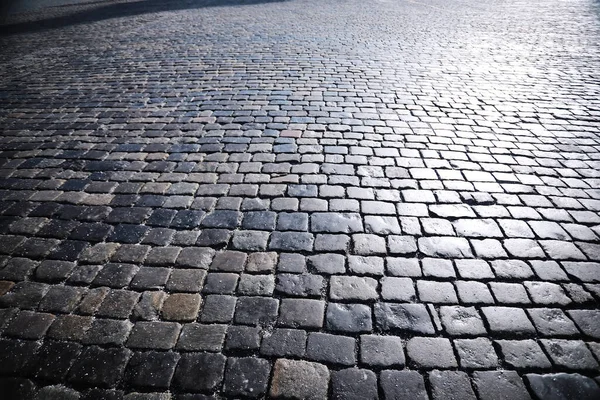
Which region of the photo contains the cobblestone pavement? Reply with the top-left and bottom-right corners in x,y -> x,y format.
1,0 -> 600,398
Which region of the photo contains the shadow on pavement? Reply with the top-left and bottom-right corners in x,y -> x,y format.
0,0 -> 286,35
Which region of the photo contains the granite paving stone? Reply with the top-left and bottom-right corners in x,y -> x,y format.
360,335 -> 405,367
429,370 -> 477,400
380,370 -> 428,400
1,0 -> 599,396
331,368 -> 378,400
473,370 -> 532,400
525,373 -> 600,400
270,359 -> 329,400
223,357 -> 271,398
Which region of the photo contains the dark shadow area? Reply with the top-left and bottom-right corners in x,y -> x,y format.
0,0 -> 286,36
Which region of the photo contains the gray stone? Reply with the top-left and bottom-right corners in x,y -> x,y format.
364,216 -> 401,234
374,303 -> 435,334
567,309 -> 600,339
326,303 -> 372,333
353,234 -> 387,255
455,338 -> 499,368
275,274 -> 325,297
330,276 -> 378,301
429,370 -> 477,400
223,357 -> 271,398
525,373 -> 600,400
540,339 -> 599,370
269,232 -> 314,251
331,368 -> 378,400
406,337 -> 457,368
473,370 -> 532,400
35,385 -> 80,400
311,212 -> 363,233
360,335 -> 404,367
261,329 -> 306,357
528,308 -> 579,336
307,253 -> 346,274
278,298 -> 325,328
270,359 -> 329,400
418,237 -> 473,258
380,277 -> 416,301
176,324 -> 227,352
439,306 -> 486,336
497,339 -> 552,369
380,370 -> 428,400
306,333 -> 356,366
347,256 -> 384,275
482,307 -> 536,335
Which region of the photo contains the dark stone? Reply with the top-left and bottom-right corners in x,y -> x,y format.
261,328 -> 307,357
269,232 -> 314,251
326,303 -> 372,333
130,267 -> 170,290
125,351 -> 180,389
202,273 -> 239,294
225,325 -> 262,351
200,295 -> 236,323
39,285 -> 86,313
107,224 -> 148,244
176,324 -> 227,352
82,318 -> 132,345
69,346 -> 132,388
196,229 -> 231,247
171,210 -> 205,229
332,368 -> 378,400
525,373 -> 600,400
127,321 -> 181,350
173,353 -> 226,392
306,332 -> 356,366
0,339 -> 40,374
275,274 -> 325,297
374,303 -> 435,334
380,370 -> 428,400
0,281 -> 49,309
201,210 -> 240,229
34,260 -> 76,282
223,357 -> 271,398
96,289 -> 140,319
278,298 -> 325,328
4,310 -> 55,339
242,211 -> 277,230
0,378 -> 37,400
210,250 -> 247,272
48,240 -> 89,261
473,371 -> 531,400
31,341 -> 81,381
234,296 -> 279,326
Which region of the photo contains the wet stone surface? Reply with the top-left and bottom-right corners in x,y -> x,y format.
0,0 -> 600,397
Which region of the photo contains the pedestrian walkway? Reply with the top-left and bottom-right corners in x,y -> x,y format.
0,0 -> 599,398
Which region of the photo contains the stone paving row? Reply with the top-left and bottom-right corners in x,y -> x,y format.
0,0 -> 600,398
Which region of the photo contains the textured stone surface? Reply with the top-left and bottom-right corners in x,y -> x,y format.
525,373 -> 600,400
331,368 -> 378,400
473,370 -> 532,400
270,359 -> 329,400
380,370 -> 428,400
0,0 -> 599,397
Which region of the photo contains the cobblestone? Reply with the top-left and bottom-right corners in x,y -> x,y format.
1,0 -> 599,397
